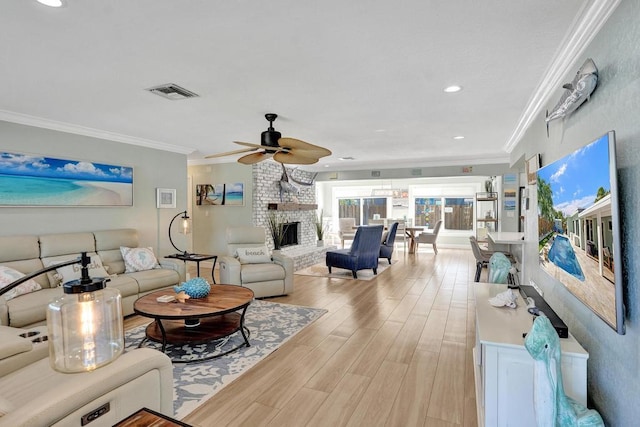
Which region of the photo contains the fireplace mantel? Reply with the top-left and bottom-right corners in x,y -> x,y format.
268,203 -> 318,211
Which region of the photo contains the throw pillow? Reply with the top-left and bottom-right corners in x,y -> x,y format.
120,247 -> 160,272
235,246 -> 272,264
381,231 -> 389,244
0,266 -> 42,301
43,253 -> 110,285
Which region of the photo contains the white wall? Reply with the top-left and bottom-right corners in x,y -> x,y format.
0,121 -> 188,256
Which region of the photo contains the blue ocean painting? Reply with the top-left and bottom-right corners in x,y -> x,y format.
0,152 -> 133,206
225,183 -> 244,205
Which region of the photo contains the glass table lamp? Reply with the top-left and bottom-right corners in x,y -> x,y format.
46,253 -> 123,373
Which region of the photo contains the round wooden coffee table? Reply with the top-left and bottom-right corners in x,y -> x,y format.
133,285 -> 254,363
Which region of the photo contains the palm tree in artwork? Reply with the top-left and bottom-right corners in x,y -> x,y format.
537,176 -> 554,221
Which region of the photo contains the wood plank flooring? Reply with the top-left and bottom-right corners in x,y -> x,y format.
124,248 -> 480,427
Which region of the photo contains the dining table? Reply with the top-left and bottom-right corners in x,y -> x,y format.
404,227 -> 424,254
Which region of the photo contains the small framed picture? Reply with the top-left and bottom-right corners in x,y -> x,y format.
526,154 -> 541,185
157,188 -> 176,209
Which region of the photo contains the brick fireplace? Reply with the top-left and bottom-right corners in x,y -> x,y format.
251,162 -> 335,269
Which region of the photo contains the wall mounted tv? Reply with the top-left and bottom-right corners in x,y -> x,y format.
537,131 -> 625,334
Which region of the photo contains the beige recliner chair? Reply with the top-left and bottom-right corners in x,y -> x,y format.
0,324 -> 173,427
338,218 -> 356,248
219,226 -> 294,298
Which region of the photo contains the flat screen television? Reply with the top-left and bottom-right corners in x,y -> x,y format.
537,131 -> 625,334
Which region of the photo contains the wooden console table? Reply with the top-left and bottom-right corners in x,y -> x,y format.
473,283 -> 588,427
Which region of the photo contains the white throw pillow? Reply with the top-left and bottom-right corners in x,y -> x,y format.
0,266 -> 42,301
120,247 -> 160,272
235,246 -> 272,264
42,253 -> 109,285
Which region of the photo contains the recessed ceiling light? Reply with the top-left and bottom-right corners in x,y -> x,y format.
444,85 -> 462,93
324,164 -> 330,168
339,157 -> 355,161
374,129 -> 386,133
37,0 -> 64,7
453,135 -> 465,140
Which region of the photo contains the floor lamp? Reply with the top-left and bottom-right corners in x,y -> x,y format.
169,210 -> 191,255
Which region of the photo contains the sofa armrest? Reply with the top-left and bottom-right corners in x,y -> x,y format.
158,258 -> 186,282
219,256 -> 241,285
0,348 -> 173,427
271,252 -> 294,294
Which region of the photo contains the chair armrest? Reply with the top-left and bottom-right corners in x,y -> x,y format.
158,259 -> 186,282
271,252 -> 294,294
219,256 -> 241,285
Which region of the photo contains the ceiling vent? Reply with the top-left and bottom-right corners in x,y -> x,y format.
371,170 -> 381,177
146,83 -> 199,100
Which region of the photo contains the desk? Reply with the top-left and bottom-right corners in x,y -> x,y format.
166,253 -> 217,283
487,232 -> 524,285
405,227 -> 424,254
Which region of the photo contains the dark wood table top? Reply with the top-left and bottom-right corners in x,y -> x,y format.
134,285 -> 254,320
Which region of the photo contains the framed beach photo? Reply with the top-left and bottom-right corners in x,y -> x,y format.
196,182 -> 244,206
526,154 -> 541,185
157,188 -> 176,209
0,151 -> 133,207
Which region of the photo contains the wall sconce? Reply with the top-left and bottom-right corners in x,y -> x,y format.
169,210 -> 191,255
2,253 -> 123,373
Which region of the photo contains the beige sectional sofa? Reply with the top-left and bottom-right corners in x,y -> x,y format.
0,228 -> 185,328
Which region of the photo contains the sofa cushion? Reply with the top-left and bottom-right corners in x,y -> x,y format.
126,269 -> 180,293
104,275 -> 140,299
0,236 -> 40,263
0,395 -> 13,417
235,246 -> 272,264
5,287 -> 62,328
0,266 -> 42,301
39,232 -> 96,258
94,229 -> 138,274
240,263 -> 285,284
120,247 -> 160,273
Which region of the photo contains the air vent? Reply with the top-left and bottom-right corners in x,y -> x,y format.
411,168 -> 422,176
371,170 -> 381,177
146,83 -> 199,100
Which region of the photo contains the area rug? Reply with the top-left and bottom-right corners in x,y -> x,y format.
294,260 -> 394,281
124,300 -> 326,419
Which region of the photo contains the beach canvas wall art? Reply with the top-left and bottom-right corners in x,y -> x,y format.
196,183 -> 244,206
0,151 -> 133,207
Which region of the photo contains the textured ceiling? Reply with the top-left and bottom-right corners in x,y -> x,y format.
0,1 -> 597,171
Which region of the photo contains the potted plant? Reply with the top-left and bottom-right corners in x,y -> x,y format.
314,209 -> 329,247
267,211 -> 286,250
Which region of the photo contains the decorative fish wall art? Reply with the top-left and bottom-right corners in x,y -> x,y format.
545,58 -> 598,136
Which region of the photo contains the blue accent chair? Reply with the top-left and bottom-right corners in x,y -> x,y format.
379,222 -> 399,264
326,225 -> 384,278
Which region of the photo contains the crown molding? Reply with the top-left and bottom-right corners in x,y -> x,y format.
503,0 -> 621,153
0,110 -> 195,155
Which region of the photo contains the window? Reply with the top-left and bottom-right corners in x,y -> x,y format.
415,196 -> 472,231
363,198 -> 387,225
415,197 -> 442,227
444,197 -> 473,231
338,198 -> 361,226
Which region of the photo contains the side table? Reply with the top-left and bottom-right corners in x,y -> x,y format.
114,407 -> 192,426
166,253 -> 217,284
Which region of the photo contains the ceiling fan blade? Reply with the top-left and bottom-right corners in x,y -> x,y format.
279,138 -> 332,157
238,152 -> 273,164
205,147 -> 257,159
233,141 -> 285,152
273,151 -> 319,165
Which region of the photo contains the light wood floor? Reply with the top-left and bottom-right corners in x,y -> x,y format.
125,248 -> 480,427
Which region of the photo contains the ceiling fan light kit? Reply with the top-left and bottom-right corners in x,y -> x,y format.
207,113 -> 331,165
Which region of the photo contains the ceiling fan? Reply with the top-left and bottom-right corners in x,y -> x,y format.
206,113 -> 331,165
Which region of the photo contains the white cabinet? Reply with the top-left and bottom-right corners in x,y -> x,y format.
473,283 -> 588,427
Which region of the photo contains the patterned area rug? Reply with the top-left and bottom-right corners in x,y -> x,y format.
124,300 -> 326,419
294,260 -> 394,281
